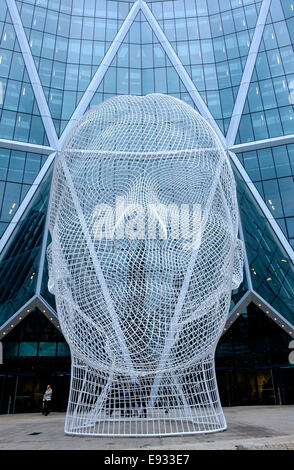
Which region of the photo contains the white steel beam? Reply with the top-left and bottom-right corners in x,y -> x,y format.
6,0 -> 59,149
230,134 -> 294,153
0,152 -> 56,254
223,291 -> 253,332
238,216 -> 253,291
226,0 -> 272,148
252,290 -> 294,334
58,0 -> 141,149
229,151 -> 294,264
140,0 -> 226,148
0,296 -> 37,338
0,295 -> 60,340
0,138 -> 55,155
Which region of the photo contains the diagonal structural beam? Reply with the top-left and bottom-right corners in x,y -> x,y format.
0,152 -> 56,254
6,0 -> 59,149
226,0 -> 272,148
229,151 -> 294,263
140,0 -> 226,148
58,0 -> 141,149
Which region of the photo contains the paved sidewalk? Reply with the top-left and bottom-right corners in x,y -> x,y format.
0,406 -> 293,450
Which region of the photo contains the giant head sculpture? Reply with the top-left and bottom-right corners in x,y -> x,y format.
48,94 -> 243,436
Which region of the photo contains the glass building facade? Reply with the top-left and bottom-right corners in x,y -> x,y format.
0,0 -> 293,413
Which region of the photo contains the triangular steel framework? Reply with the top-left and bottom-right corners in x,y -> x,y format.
1,0 -> 294,339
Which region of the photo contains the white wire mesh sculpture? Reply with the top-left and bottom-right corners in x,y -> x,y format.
47,94 -> 243,436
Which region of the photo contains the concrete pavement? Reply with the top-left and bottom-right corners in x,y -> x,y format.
0,406 -> 293,450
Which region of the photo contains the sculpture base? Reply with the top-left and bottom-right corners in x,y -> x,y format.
65,355 -> 226,436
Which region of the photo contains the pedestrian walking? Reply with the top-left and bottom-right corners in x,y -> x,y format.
42,385 -> 53,416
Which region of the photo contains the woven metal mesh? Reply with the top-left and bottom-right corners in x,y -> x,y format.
48,94 -> 243,436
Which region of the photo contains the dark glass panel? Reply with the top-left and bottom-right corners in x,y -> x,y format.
0,166 -> 53,328
232,162 -> 294,326
216,304 -> 294,405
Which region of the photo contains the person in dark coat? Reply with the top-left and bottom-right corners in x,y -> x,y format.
42,385 -> 53,416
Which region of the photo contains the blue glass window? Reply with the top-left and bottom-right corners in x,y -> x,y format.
201,39 -> 214,62
163,2 -> 174,20
176,19 -> 188,40
286,218 -> 294,238
117,68 -> 129,94
70,16 -> 82,39
142,69 -> 154,95
14,114 -> 31,142
130,43 -> 141,68
41,34 -> 55,60
279,177 -> 294,217
19,342 -> 38,357
280,106 -> 294,134
103,67 -> 116,93
274,21 -> 291,47
0,149 -> 9,180
117,43 -> 129,68
242,151 -> 261,181
204,64 -> 218,90
7,151 -> 25,183
189,40 -> 201,64
67,39 -> 81,63
1,182 -> 21,222
265,109 -> 283,137
38,342 -> 57,356
177,42 -> 190,65
155,68 -> 167,94
222,11 -> 235,35
273,146 -> 292,177
198,17 -> 211,38
220,88 -> 234,118
58,13 -> 70,36
94,19 -> 106,41
130,68 -> 141,95
186,18 -> 199,40
45,11 -> 58,35
29,29 -> 43,56
20,4 -> 33,28
83,18 -> 94,41
153,44 -> 165,67
55,37 -> 68,61
141,20 -> 153,44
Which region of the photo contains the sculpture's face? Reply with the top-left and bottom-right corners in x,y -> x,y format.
48,95 -> 243,375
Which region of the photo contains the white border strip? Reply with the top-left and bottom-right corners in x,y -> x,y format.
6,0 -> 59,149
226,0 -> 272,148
